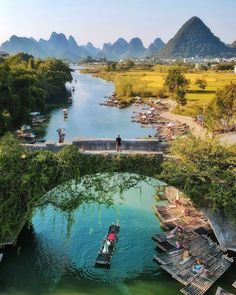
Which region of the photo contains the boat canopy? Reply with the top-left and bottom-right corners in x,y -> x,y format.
30,112 -> 40,116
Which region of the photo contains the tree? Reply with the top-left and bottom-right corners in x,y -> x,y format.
107,62 -> 117,72
195,78 -> 207,89
164,67 -> 189,105
205,83 -> 236,132
0,54 -> 72,135
173,87 -> 187,106
160,136 -> 236,214
119,60 -> 135,71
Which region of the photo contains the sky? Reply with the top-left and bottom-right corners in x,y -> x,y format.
0,0 -> 235,47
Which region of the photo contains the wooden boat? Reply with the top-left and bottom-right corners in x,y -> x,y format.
95,224 -> 120,267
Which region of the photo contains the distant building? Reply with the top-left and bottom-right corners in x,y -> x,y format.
0,51 -> 9,58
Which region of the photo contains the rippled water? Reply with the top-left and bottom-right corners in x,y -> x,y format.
0,174 -> 235,295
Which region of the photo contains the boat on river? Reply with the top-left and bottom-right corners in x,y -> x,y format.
63,109 -> 68,119
95,224 -> 120,267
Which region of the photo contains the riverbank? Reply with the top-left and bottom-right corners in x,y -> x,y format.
81,65 -> 236,116
82,66 -> 236,144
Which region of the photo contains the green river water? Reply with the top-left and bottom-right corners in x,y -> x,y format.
0,174 -> 235,295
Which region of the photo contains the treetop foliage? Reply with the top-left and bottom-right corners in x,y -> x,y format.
164,67 -> 189,105
160,135 -> 236,214
0,53 -> 72,135
205,83 -> 236,132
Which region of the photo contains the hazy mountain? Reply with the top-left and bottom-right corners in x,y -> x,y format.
0,32 -> 90,61
229,40 -> 236,48
148,38 -> 165,55
101,43 -> 112,56
38,38 -> 48,50
47,32 -> 86,60
1,35 -> 47,57
158,16 -> 236,58
110,38 -> 129,58
68,35 -> 89,58
121,37 -> 147,59
83,42 -> 100,56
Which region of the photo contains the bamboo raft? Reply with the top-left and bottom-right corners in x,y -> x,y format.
153,186 -> 210,235
154,234 -> 233,295
180,255 -> 233,295
153,187 -> 234,295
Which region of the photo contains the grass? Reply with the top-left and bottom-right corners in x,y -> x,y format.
86,65 -> 236,117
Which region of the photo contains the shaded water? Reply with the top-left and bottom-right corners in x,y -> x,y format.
44,67 -> 154,142
0,173 -> 235,295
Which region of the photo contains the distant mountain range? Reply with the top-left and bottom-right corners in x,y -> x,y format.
0,33 -> 165,61
1,17 -> 236,60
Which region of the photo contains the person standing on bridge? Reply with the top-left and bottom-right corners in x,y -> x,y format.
116,135 -> 122,152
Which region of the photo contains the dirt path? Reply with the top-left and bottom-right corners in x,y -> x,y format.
160,106 -> 236,145
160,110 -> 208,138
218,132 -> 236,145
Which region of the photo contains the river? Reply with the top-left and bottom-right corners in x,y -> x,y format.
0,71 -> 235,295
44,67 -> 154,142
0,173 -> 234,295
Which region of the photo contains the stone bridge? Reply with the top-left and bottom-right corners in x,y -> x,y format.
23,138 -> 168,154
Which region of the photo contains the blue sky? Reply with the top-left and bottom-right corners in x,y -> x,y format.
0,0 -> 235,47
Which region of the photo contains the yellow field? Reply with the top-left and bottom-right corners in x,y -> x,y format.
94,67 -> 236,116
142,71 -> 236,115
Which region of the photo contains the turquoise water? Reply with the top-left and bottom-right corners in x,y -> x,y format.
44,67 -> 154,142
0,175 -> 235,295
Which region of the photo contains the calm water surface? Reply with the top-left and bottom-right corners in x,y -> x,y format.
44,67 -> 154,142
0,174 -> 234,295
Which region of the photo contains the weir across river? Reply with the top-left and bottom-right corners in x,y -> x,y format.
22,138 -> 168,154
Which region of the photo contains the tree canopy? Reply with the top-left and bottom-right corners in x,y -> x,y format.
205,83 -> 236,132
164,67 -> 189,105
0,53 -> 72,135
195,78 -> 207,90
0,133 -> 162,242
160,136 -> 236,215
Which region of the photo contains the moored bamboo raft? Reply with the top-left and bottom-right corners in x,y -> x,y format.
180,255 -> 234,295
152,186 -> 234,294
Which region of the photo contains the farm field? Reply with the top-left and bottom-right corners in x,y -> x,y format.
95,67 -> 236,116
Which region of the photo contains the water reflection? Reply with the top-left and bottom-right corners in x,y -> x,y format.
0,173 -> 169,295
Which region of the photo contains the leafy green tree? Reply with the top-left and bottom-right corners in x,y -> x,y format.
205,83 -> 236,132
164,67 -> 189,105
160,136 -> 236,214
107,62 -> 117,72
119,60 -> 135,71
0,54 -> 72,135
173,87 -> 187,106
195,78 -> 207,89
